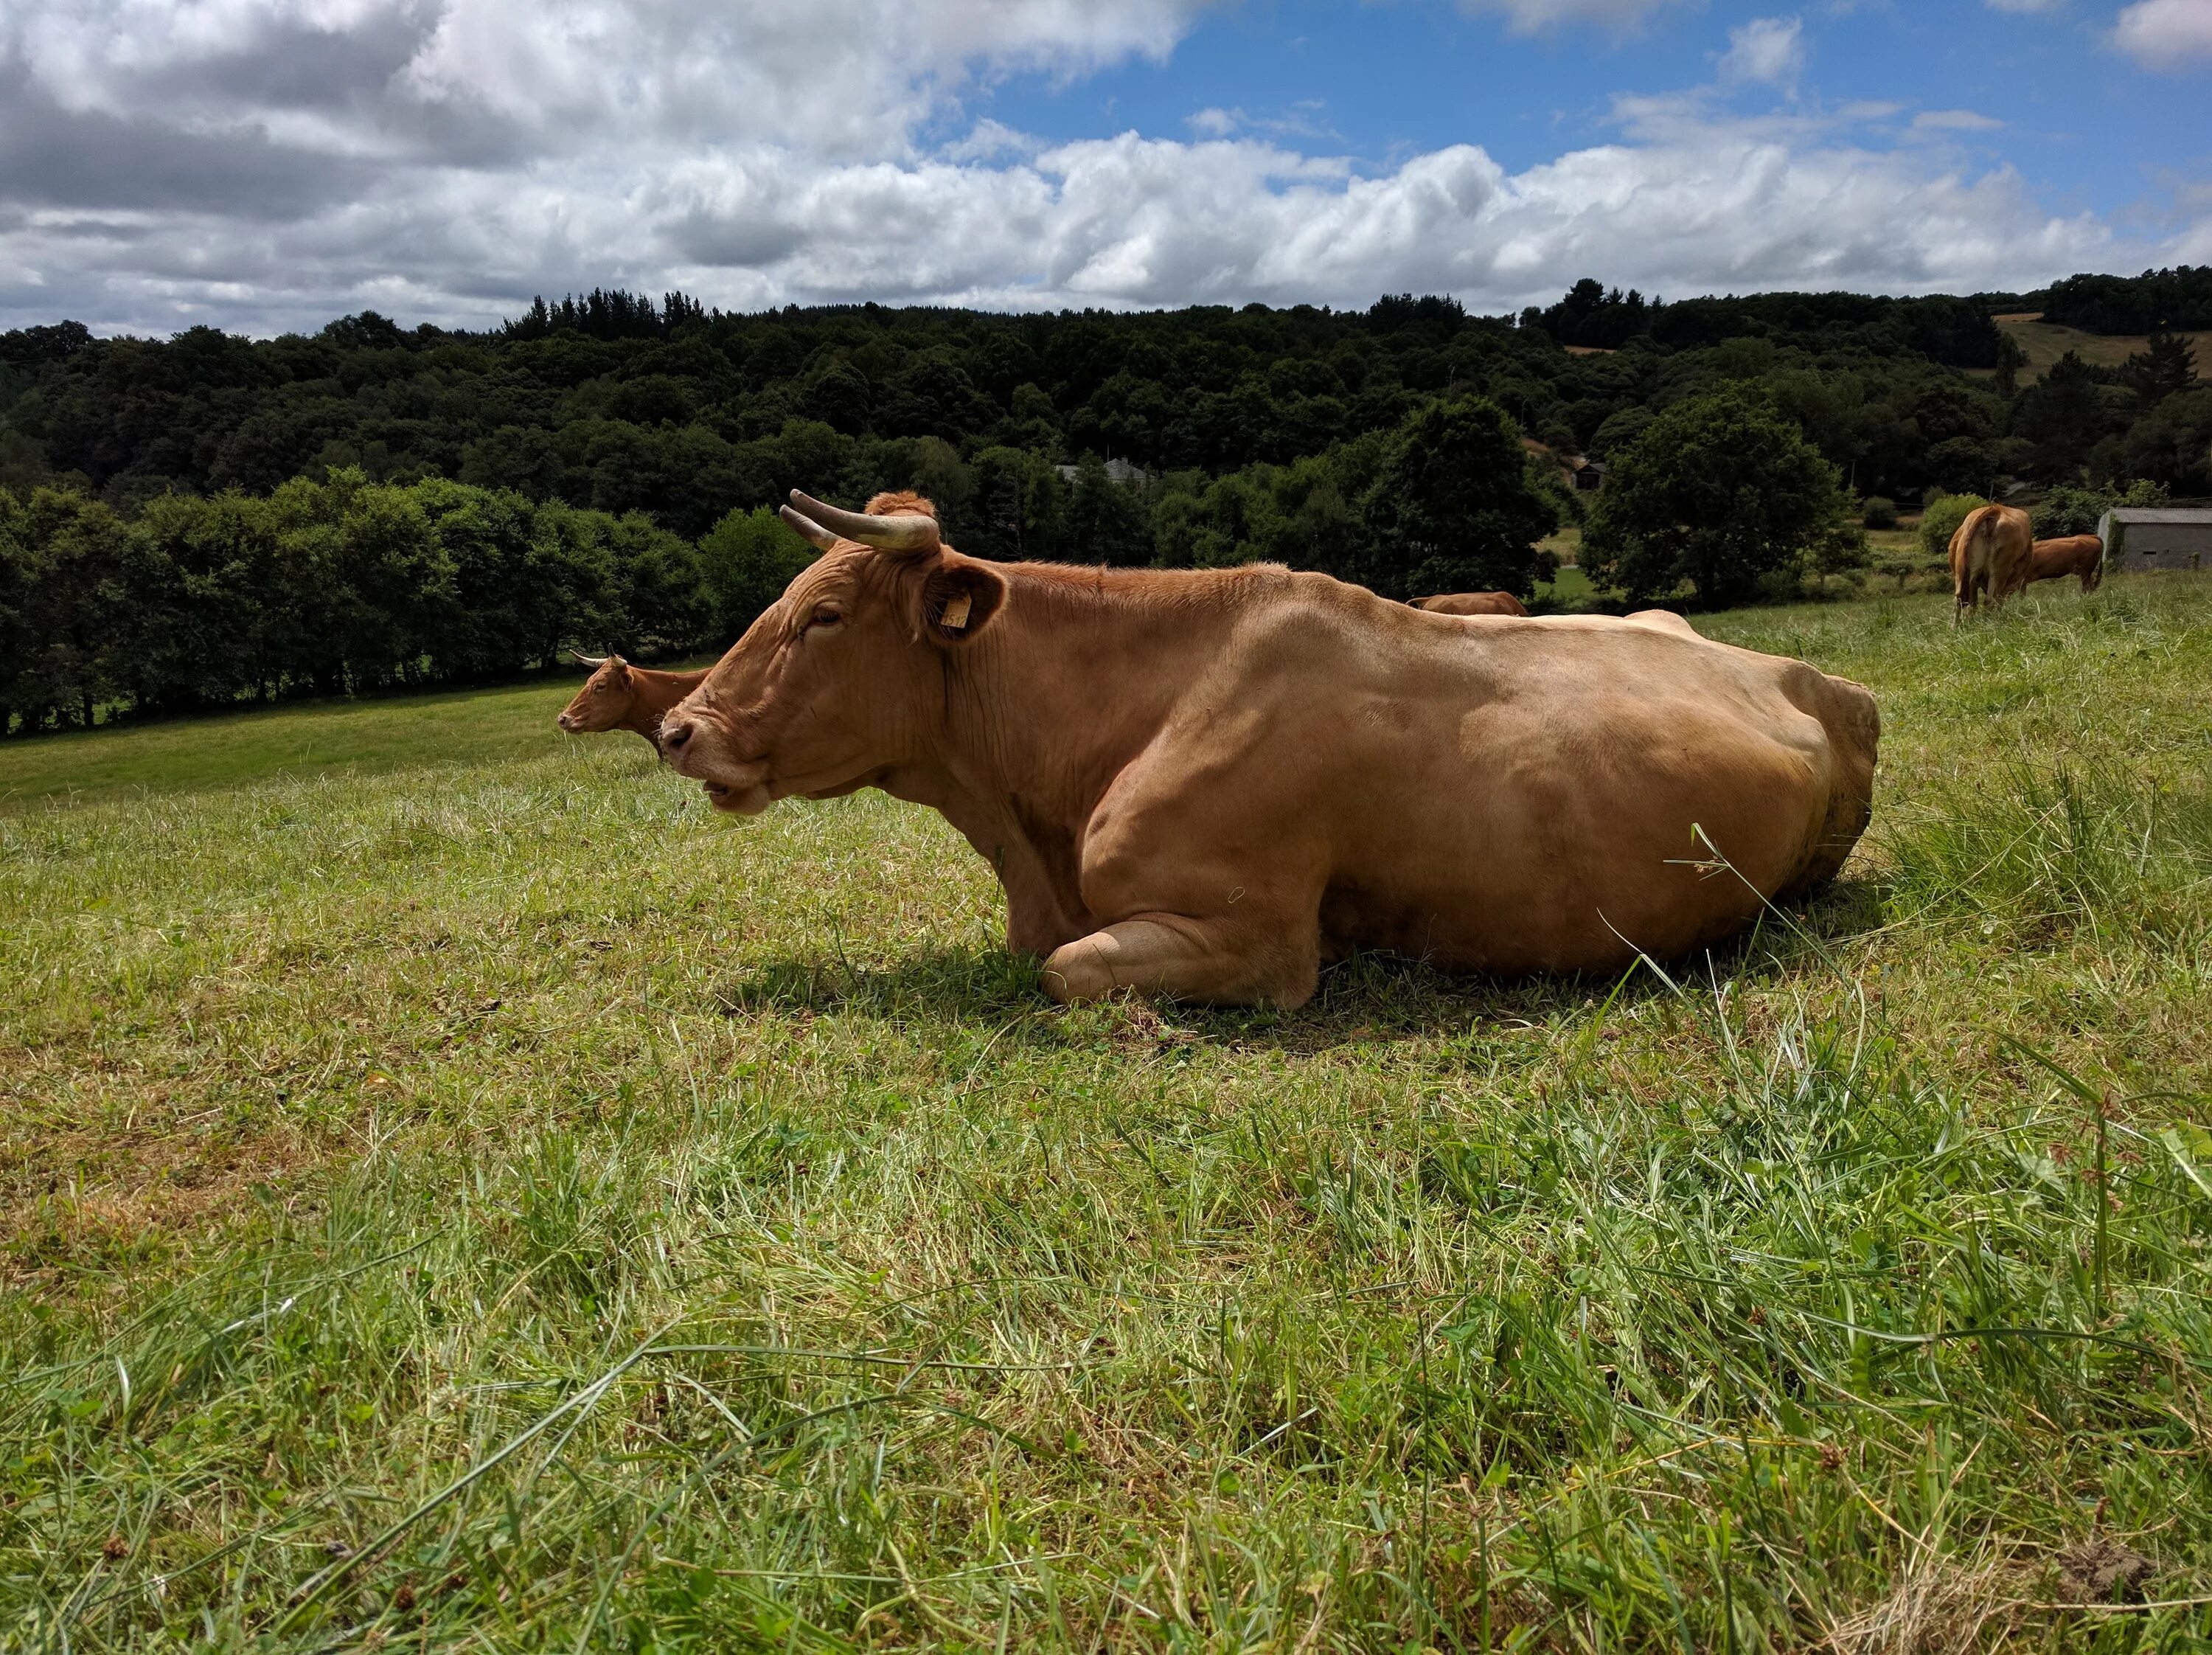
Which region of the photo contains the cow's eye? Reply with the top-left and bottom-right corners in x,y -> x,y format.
809,603 -> 843,629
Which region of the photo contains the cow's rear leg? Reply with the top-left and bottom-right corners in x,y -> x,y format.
1042,914 -> 1319,1009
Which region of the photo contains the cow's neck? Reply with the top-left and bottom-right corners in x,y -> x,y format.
906,565 -> 1258,950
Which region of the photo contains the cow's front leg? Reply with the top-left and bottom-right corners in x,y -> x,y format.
1041,913 -> 1319,1009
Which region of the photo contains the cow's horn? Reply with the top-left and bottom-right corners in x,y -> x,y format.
778,505 -> 842,552
571,648 -> 610,666
786,490 -> 940,554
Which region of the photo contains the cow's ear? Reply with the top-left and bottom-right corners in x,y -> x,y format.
919,561 -> 1006,645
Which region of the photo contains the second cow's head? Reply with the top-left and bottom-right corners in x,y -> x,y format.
659,489 -> 1006,814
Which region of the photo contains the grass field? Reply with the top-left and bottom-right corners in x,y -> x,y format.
6,575 -> 2212,1651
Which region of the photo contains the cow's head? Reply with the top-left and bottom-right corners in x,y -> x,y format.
658,490 -> 1006,815
557,652 -> 637,732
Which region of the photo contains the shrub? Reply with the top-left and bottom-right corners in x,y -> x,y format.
1861,496 -> 1898,530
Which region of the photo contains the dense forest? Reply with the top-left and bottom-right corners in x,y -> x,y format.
1,267 -> 2206,733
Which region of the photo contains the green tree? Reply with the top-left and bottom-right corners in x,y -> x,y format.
1583,390 -> 1856,606
1064,455 -> 1152,566
698,507 -> 818,642
2121,330 -> 2199,405
1358,396 -> 1558,599
2011,351 -> 2132,480
3,487 -> 128,729
2117,386 -> 2212,494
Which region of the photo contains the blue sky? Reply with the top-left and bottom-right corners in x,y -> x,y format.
978,1 -> 2205,230
3,0 -> 2208,335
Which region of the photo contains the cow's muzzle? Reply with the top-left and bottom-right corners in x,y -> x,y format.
660,718 -> 771,814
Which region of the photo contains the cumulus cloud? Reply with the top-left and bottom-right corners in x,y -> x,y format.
2113,0 -> 2212,68
1719,16 -> 1805,90
0,0 -> 2192,336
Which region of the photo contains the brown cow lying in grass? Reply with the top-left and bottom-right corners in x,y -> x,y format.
556,653 -> 707,747
660,490 -> 1879,1007
1411,591 -> 1528,617
1950,503 -> 2033,620
2025,535 -> 2104,594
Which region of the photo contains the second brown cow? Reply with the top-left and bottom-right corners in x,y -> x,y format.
1411,591 -> 1529,617
557,653 -> 709,747
2024,535 -> 2104,594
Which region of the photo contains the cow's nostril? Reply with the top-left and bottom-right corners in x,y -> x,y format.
662,721 -> 693,752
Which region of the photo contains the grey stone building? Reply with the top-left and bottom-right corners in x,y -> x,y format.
2096,507 -> 2212,573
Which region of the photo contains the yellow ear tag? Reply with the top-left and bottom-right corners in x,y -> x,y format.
941,593 -> 973,630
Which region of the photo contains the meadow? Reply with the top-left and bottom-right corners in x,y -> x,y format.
4,575 -> 2212,1651
1986,315 -> 2212,383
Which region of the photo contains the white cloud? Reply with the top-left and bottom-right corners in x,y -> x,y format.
0,0 -> 2196,336
1984,0 -> 2062,13
2113,0 -> 2212,67
1911,108 -> 2003,130
1455,0 -> 1688,37
1719,16 -> 1805,90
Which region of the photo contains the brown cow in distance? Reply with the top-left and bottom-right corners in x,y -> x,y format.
1950,503 -> 2033,621
1411,591 -> 1528,617
557,653 -> 708,747
2025,535 -> 2104,594
658,488 -> 1879,1008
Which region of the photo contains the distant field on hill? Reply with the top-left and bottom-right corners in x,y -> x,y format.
1986,313 -> 2212,381
6,575 -> 2212,1648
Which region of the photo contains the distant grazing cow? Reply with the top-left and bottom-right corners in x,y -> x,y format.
557,653 -> 707,747
1949,504 -> 2033,622
1411,591 -> 1528,617
2025,534 -> 2104,594
658,487 -> 1878,1008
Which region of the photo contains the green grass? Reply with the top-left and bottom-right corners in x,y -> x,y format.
6,575 -> 2212,1650
1533,563 -> 1598,608
0,681 -> 577,810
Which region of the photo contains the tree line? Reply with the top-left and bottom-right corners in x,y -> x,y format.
6,369 -> 1922,736
0,390 -> 1569,734
4,268 -> 2203,547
